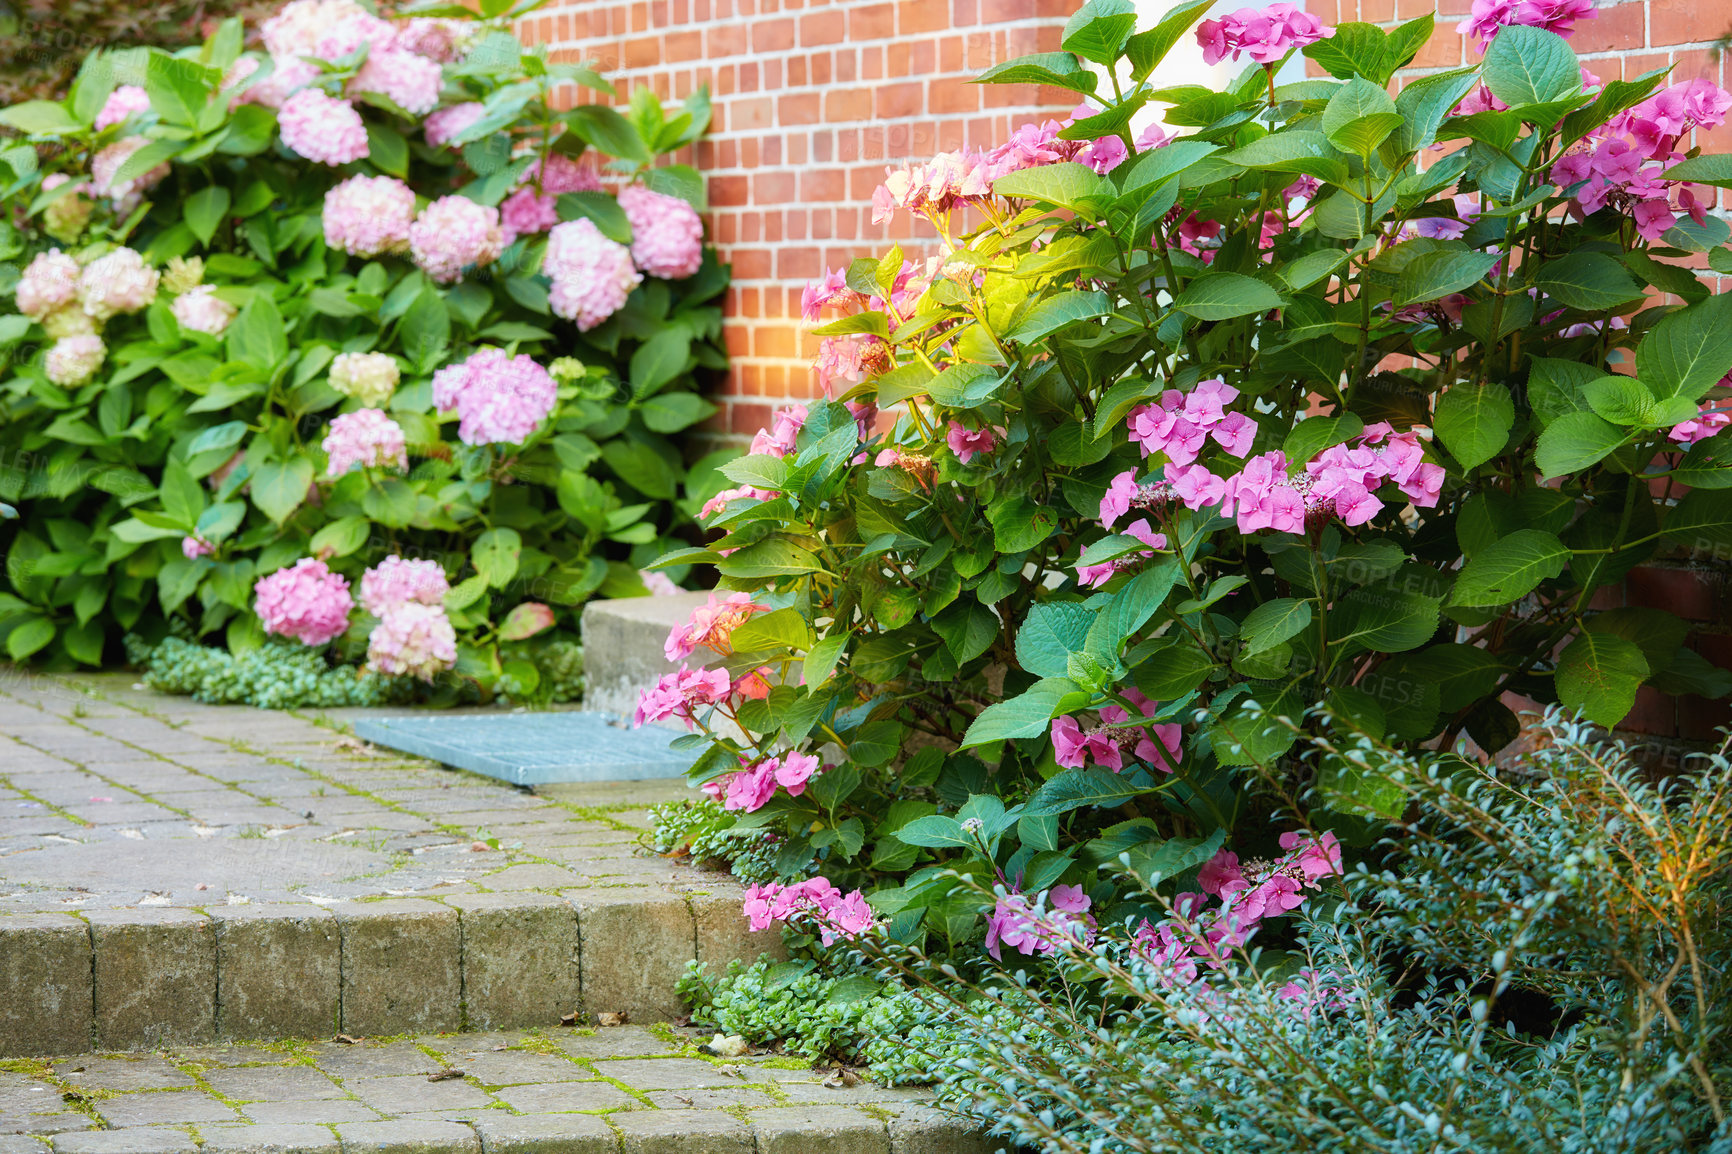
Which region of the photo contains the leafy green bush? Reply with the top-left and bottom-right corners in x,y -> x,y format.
867,713 -> 1732,1153
644,0 -> 1732,959
0,0 -> 730,697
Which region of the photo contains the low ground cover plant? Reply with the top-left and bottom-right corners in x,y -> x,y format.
650,0 -> 1732,1016
0,0 -> 728,702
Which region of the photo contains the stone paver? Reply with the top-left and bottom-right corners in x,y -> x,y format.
0,672 -> 786,1053
0,1033 -> 986,1152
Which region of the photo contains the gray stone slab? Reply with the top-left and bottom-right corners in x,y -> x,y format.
0,841 -> 394,903
196,1124 -> 342,1154
51,1130 -> 197,1154
586,1061 -> 731,1092
93,1092 -> 240,1128
241,1102 -> 380,1127
886,1107 -> 998,1154
200,1067 -> 345,1102
570,893 -> 693,1023
579,594 -> 710,724
0,1133 -> 57,1151
422,1052 -> 588,1088
752,1108 -> 890,1154
56,1059 -> 193,1093
342,1077 -> 491,1116
489,1082 -> 633,1114
468,1113 -> 615,1154
350,715 -> 687,786
87,909 -> 217,1049
0,914 -> 91,1056
333,902 -> 461,1036
334,1121 -> 479,1154
552,1029 -> 675,1060
307,1043 -> 433,1080
445,895 -> 579,1031
211,906 -> 341,1041
608,1111 -> 752,1154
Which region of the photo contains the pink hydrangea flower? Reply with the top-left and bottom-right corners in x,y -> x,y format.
1197,4 -> 1330,65
749,406 -> 807,458
328,351 -> 400,407
985,886 -> 1095,961
1077,133 -> 1127,174
665,592 -> 768,661
310,11 -> 395,60
1197,850 -> 1246,898
181,535 -> 214,560
44,334 -> 105,386
633,666 -> 734,729
323,409 -> 408,477
77,248 -> 158,322
1099,688 -> 1183,772
90,136 -> 169,209
237,54 -> 321,110
946,421 -> 1003,464
640,569 -> 681,596
360,555 -> 450,617
254,558 -> 353,646
1100,470 -> 1139,529
1457,0 -> 1595,50
94,85 -> 151,131
1669,401 -> 1730,445
700,485 -> 777,519
262,0 -> 367,56
424,101 -> 484,147
430,348 -> 557,446
1279,830 -> 1344,884
741,878 -> 874,945
498,154 -> 603,240
814,333 -> 891,395
278,89 -> 369,166
171,286 -> 237,336
350,49 -> 443,115
408,195 -> 505,285
801,268 -> 854,321
544,218 -> 642,330
1077,518 -> 1166,588
1128,378 -> 1252,465
871,147 -> 997,225
324,175 -> 417,258
16,249 -> 80,320
393,17 -> 468,61
618,185 -> 705,279
366,602 -> 457,680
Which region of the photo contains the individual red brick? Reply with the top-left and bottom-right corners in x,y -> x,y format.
707,23 -> 747,54
1571,2 -> 1647,55
780,92 -> 822,124
900,0 -> 951,33
753,17 -> 796,50
1411,27 -> 1466,69
664,29 -> 702,61
851,3 -> 896,39
877,81 -> 923,118
931,77 -> 982,114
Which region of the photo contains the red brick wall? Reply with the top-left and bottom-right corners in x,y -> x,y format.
517,0 -> 1081,442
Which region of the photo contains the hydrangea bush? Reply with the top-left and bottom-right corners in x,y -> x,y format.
0,0 -> 729,700
647,0 -> 1732,962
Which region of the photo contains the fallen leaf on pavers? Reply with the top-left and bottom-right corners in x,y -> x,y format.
700,1034 -> 750,1058
334,736 -> 369,754
596,1011 -> 629,1027
559,1012 -> 580,1027
427,1069 -> 465,1082
823,1067 -> 861,1088
470,842 -> 491,852
139,892 -> 172,906
717,1065 -> 745,1079
332,1034 -> 364,1045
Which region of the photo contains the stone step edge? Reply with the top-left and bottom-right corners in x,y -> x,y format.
3,1103 -> 995,1154
1,888 -> 785,1058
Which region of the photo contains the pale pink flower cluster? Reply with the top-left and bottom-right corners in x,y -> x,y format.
702,750 -> 820,812
262,0 -> 367,56
393,18 -> 469,62
350,47 -> 444,115
77,247 -> 159,322
365,602 -> 457,680
633,665 -> 733,729
279,89 -> 369,167
360,555 -> 450,617
1550,79 -> 1730,243
16,250 -> 80,320
171,286 -> 237,336
90,136 -> 169,209
1128,378 -> 1257,465
323,175 -> 416,257
44,334 -> 106,386
424,101 -> 484,147
543,219 -> 642,329
618,185 -> 705,279
1196,4 -> 1330,65
1410,193 -> 1484,241
430,348 -> 557,446
945,421 -> 1003,465
699,484 -> 778,520
1176,214 -> 1224,263
815,333 -> 891,395
254,557 -> 354,646
329,351 -> 400,408
41,174 -> 93,243
748,406 -> 808,457
664,592 -> 768,661
1051,688 -> 1182,773
1131,832 -> 1343,988
181,535 -> 214,560
499,155 -> 602,240
311,11 -> 395,59
1457,0 -> 1595,50
322,409 -> 409,477
986,885 -> 1094,961
409,195 -> 505,284
1076,518 -> 1166,588
1300,422 -> 1446,524
94,85 -> 151,131
236,55 -> 320,110
742,877 -> 874,946
641,569 -> 681,596
1670,400 -> 1731,445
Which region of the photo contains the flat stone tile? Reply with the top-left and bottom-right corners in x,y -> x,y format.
468,1113 -> 615,1154
644,1087 -> 777,1109
201,1067 -> 346,1102
608,1111 -> 752,1154
196,1124 -> 342,1154
490,1082 -> 634,1114
552,1030 -> 675,1061
423,1053 -> 588,1087
342,1078 -> 491,1116
93,1092 -> 240,1128
333,1120 -> 479,1154
51,1128 -> 198,1154
56,1060 -> 194,1093
308,1044 -> 433,1081
751,1107 -> 890,1154
587,1060 -> 733,1091
241,1103 -> 381,1127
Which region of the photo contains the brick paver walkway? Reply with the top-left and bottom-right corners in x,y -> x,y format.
0,1027 -> 971,1153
